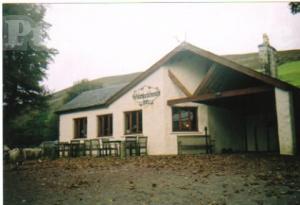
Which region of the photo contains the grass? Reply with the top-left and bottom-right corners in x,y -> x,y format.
278,61 -> 300,87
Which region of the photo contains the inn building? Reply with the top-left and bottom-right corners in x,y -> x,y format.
57,38 -> 300,155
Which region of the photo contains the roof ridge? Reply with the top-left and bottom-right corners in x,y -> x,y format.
105,42 -> 299,107
57,42 -> 300,114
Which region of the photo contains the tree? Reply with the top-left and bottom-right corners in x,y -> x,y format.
3,4 -> 57,146
289,2 -> 300,14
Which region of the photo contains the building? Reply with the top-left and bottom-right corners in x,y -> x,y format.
57,39 -> 300,155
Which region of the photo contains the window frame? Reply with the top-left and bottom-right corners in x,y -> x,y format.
124,110 -> 143,134
73,117 -> 88,139
97,114 -> 113,137
172,106 -> 198,132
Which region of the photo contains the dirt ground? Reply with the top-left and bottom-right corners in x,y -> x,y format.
4,154 -> 300,205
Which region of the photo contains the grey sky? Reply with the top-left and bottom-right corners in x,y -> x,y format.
43,3 -> 300,92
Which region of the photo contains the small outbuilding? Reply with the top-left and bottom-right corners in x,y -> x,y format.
57,38 -> 300,155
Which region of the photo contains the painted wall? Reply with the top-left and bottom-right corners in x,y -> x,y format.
167,54 -> 209,94
275,88 -> 296,155
161,55 -> 209,154
207,106 -> 246,153
245,114 -> 278,152
59,53 -> 210,155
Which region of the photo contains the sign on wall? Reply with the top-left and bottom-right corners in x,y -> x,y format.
132,86 -> 161,106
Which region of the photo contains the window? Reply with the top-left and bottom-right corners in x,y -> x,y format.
125,110 -> 142,134
74,117 -> 87,138
172,107 -> 198,132
98,114 -> 113,137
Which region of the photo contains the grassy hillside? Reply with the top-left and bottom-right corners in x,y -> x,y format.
223,49 -> 300,71
278,61 -> 300,87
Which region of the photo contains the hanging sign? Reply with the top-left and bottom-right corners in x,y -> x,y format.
132,86 -> 160,106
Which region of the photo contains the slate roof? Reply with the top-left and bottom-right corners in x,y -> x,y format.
57,83 -> 128,113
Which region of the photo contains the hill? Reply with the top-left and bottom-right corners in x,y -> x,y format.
278,61 -> 300,87
223,49 -> 300,71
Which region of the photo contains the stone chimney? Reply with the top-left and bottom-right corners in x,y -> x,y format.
258,34 -> 277,78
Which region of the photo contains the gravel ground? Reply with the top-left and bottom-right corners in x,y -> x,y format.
4,154 -> 300,205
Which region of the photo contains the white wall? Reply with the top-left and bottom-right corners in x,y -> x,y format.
245,114 -> 278,152
167,54 -> 208,94
59,53 -> 209,155
275,88 -> 296,155
207,106 -> 245,153
161,56 -> 209,154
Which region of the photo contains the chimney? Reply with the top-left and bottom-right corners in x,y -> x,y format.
258,33 -> 277,78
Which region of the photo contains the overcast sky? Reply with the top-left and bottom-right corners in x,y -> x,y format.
43,3 -> 300,92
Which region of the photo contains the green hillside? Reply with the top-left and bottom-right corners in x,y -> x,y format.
223,49 -> 300,71
278,61 -> 300,87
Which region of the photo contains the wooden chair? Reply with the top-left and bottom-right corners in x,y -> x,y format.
138,136 -> 148,155
58,142 -> 65,157
70,139 -> 81,157
125,136 -> 138,156
109,141 -> 120,157
90,139 -> 100,157
113,142 -> 121,157
58,142 -> 70,157
99,138 -> 108,156
84,139 -> 91,156
100,138 -> 119,156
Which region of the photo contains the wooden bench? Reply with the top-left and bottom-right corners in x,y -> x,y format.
177,131 -> 214,155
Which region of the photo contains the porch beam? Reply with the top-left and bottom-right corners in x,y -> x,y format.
167,86 -> 273,105
193,63 -> 217,95
168,70 -> 192,97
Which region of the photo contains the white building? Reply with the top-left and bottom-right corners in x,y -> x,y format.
57,41 -> 300,155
